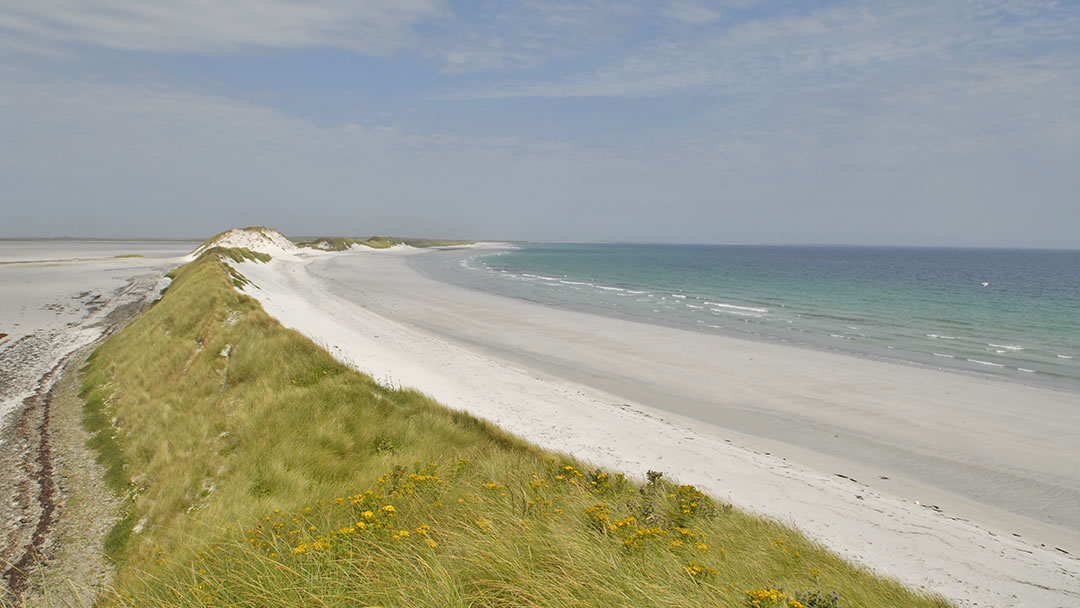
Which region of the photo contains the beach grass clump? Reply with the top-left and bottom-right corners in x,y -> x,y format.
75,249 -> 953,607
198,245 -> 271,264
294,236 -> 367,251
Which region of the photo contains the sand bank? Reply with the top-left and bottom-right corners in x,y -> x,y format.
0,240 -> 192,599
234,246 -> 1080,607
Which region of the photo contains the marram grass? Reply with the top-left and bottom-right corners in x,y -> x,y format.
67,249 -> 951,607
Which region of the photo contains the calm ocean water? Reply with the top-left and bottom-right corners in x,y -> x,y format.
414,244 -> 1080,393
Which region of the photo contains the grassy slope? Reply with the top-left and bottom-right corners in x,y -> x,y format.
77,250 -> 951,608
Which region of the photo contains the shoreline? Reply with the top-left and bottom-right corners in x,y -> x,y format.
0,242 -> 190,602
235,247 -> 1080,607
433,268 -> 1074,399
419,247 -> 1079,395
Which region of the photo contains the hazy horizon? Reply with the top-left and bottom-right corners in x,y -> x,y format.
2,2 -> 1079,249
5,232 -> 1080,252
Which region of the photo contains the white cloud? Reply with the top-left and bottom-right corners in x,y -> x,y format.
0,0 -> 446,55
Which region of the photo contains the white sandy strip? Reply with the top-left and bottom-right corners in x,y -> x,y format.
0,243 -> 192,443
235,253 -> 1080,608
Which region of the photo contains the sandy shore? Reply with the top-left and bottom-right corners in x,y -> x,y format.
0,241 -> 192,601
236,246 -> 1080,608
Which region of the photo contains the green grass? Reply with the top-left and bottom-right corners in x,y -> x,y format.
294,236 -> 367,251
77,249 -> 953,608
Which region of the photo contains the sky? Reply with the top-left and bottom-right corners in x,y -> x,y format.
1,1 -> 1078,247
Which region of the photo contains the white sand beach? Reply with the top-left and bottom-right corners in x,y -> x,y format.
0,240 -> 193,596
234,245 -> 1080,608
0,241 -> 194,430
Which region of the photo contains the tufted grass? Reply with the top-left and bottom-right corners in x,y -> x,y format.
76,249 -> 953,608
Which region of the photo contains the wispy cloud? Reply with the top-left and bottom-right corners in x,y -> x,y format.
0,0 -> 446,55
449,2 -> 1079,99
435,0 -> 648,74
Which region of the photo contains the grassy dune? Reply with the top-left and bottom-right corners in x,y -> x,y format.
73,250 -> 951,607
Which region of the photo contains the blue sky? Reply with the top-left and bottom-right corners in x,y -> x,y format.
1,0 -> 1079,246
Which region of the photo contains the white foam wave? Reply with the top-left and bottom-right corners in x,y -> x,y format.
560,280 -> 593,287
933,353 -> 955,358
711,309 -> 764,318
988,343 -> 1024,351
686,304 -> 703,309
926,334 -> 957,340
1058,354 -> 1073,359
627,290 -> 650,295
967,359 -> 1004,368
1018,368 -> 1036,373
672,294 -> 687,299
705,301 -> 769,313
596,285 -> 625,292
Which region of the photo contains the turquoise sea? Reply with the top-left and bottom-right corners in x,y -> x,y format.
415,244 -> 1080,393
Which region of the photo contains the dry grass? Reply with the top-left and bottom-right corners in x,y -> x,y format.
72,250 -> 953,608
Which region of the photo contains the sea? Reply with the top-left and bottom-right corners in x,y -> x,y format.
413,243 -> 1080,393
